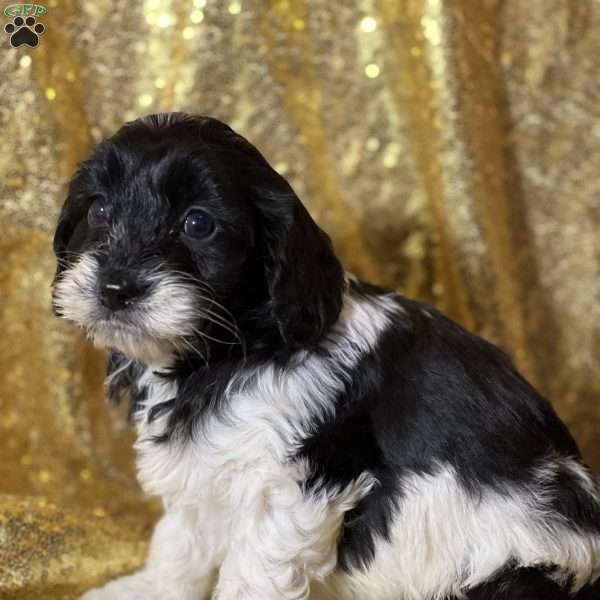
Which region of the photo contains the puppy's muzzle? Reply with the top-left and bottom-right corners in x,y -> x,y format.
99,269 -> 149,311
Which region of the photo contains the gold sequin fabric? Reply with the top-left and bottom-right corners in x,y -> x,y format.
1,1 -> 599,597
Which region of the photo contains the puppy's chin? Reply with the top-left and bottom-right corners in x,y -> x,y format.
90,322 -> 175,365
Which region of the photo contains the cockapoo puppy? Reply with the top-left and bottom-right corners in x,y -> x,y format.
52,113 -> 600,599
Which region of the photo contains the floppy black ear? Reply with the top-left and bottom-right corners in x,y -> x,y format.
193,115 -> 345,346
53,196 -> 77,276
53,191 -> 89,276
252,181 -> 345,347
53,199 -> 73,256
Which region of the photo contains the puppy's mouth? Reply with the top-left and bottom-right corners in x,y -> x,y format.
93,313 -> 144,331
88,316 -> 176,365
91,317 -> 145,338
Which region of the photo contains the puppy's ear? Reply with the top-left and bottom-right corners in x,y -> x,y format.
194,116 -> 345,346
53,197 -> 73,257
53,193 -> 88,275
252,181 -> 345,347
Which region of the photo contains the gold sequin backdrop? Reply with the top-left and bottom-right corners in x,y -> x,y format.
1,0 -> 599,597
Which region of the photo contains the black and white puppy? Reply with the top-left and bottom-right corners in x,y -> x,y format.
52,113 -> 600,600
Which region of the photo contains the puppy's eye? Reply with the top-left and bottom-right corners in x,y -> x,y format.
88,196 -> 111,227
183,209 -> 215,239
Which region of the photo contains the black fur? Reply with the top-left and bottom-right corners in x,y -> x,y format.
461,565 -> 600,599
297,281 -> 600,576
52,113 -> 600,598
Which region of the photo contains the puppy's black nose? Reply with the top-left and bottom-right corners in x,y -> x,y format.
100,271 -> 146,311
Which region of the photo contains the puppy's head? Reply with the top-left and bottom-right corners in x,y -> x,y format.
52,113 -> 344,365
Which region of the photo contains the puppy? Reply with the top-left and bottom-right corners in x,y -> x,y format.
52,113 -> 600,600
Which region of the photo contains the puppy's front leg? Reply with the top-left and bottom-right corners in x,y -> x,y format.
212,469 -> 373,600
82,507 -> 222,600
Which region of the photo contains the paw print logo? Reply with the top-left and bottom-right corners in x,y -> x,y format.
4,16 -> 45,48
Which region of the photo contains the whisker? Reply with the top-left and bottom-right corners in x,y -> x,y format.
187,323 -> 241,347
195,305 -> 241,337
149,262 -> 243,331
165,269 -> 221,299
177,335 -> 208,363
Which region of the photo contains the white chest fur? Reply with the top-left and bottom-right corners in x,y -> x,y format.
133,366 -> 312,511
122,294 -> 393,600
133,293 -> 395,509
125,291 -> 392,600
